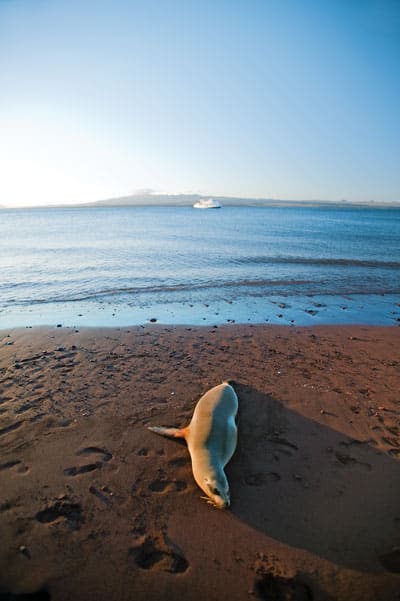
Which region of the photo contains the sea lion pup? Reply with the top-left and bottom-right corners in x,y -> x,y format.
148,382 -> 238,509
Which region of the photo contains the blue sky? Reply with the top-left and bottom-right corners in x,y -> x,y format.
0,0 -> 399,206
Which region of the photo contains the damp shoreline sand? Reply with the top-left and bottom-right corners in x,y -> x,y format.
1,324 -> 400,600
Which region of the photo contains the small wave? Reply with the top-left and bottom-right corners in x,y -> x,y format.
4,275 -> 400,308
2,278 -> 315,306
93,278 -> 313,299
232,256 -> 400,268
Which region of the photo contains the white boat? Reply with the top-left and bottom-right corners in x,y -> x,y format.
193,198 -> 221,209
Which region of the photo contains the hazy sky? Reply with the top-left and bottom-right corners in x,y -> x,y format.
0,0 -> 399,207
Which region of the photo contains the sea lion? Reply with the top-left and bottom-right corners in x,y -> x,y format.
148,382 -> 238,509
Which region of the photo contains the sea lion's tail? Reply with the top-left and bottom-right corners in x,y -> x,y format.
148,426 -> 187,439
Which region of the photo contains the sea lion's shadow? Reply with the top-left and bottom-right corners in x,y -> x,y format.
227,383 -> 400,572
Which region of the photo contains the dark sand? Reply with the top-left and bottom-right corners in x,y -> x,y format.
0,324 -> 399,601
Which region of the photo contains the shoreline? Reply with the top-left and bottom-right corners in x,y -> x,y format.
1,323 -> 399,600
1,292 -> 399,330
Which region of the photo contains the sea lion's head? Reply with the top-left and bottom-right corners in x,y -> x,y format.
204,473 -> 230,509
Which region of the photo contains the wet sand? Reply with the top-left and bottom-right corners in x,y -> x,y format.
0,324 -> 399,600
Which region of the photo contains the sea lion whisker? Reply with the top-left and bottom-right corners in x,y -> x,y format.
201,497 -> 220,508
200,496 -> 214,504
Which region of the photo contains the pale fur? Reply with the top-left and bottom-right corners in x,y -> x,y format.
148,382 -> 238,508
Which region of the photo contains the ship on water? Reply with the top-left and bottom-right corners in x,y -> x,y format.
193,198 -> 221,209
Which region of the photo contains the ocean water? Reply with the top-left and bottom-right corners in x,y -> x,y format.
0,205 -> 399,328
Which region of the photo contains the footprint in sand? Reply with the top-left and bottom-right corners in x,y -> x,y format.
334,451 -> 371,471
0,460 -> 22,471
254,573 -> 313,600
77,446 -> 113,461
268,437 -> 298,458
36,500 -> 82,530
128,536 -> 188,573
0,459 -> 29,474
64,446 -> 113,477
64,464 -> 100,476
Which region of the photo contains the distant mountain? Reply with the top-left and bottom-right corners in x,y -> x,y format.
83,193 -> 204,207
2,194 -> 399,209
83,193 -> 360,208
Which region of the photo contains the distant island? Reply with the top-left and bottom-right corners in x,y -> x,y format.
76,193 -> 400,209
2,194 -> 400,209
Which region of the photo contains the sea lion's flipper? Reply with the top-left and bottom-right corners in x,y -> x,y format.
148,426 -> 187,439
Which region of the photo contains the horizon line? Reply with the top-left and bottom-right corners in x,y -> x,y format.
1,193 -> 400,210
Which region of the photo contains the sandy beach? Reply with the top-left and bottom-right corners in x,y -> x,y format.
1,324 -> 400,600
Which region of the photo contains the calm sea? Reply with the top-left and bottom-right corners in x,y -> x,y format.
1,206 -> 399,328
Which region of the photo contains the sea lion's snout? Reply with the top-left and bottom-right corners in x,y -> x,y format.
212,490 -> 230,509
205,475 -> 231,509
212,497 -> 229,509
